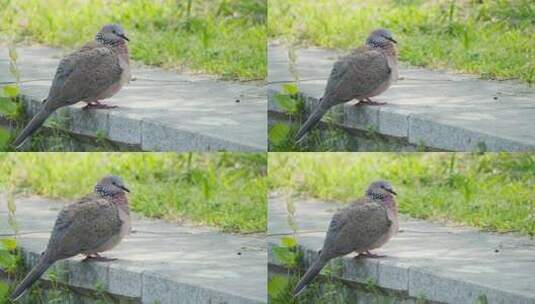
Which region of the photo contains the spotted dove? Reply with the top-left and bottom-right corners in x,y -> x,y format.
9,175 -> 131,301
295,29 -> 398,142
12,24 -> 131,148
293,180 -> 399,296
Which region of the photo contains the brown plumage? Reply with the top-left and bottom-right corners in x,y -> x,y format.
12,24 -> 131,149
295,29 -> 398,142
9,176 -> 131,301
293,180 -> 399,296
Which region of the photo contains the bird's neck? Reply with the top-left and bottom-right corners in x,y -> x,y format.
95,37 -> 129,55
382,197 -> 397,214
113,42 -> 129,55
111,193 -> 130,213
369,43 -> 397,57
368,193 -> 397,212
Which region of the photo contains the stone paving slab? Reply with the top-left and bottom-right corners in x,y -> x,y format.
0,194 -> 267,304
0,46 -> 267,151
268,44 -> 535,151
268,194 -> 535,304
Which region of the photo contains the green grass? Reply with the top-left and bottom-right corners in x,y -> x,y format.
0,152 -> 267,233
268,153 -> 535,236
0,0 -> 266,80
268,0 -> 535,84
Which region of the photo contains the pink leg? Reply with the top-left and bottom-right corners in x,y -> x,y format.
356,98 -> 387,106
82,253 -> 117,262
83,100 -> 118,110
358,250 -> 386,258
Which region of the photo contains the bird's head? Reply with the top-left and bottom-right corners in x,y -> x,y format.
366,180 -> 397,200
96,24 -> 129,45
94,175 -> 130,198
366,28 -> 397,48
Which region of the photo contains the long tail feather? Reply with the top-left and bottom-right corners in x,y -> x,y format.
9,256 -> 53,301
293,258 -> 328,296
12,108 -> 54,149
295,104 -> 329,143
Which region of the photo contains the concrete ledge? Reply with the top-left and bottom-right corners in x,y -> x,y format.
268,44 -> 535,151
0,195 -> 267,304
0,46 -> 267,151
268,194 -> 535,304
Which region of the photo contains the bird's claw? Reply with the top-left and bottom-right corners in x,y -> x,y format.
82,253 -> 117,262
358,250 -> 386,258
83,101 -> 118,110
357,98 -> 387,106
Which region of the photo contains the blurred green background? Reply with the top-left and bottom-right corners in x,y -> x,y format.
269,153 -> 535,236
0,152 -> 267,233
0,0 -> 266,80
269,0 -> 535,84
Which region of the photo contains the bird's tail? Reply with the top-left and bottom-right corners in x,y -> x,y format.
292,257 -> 328,296
9,255 -> 53,301
12,107 -> 54,149
295,103 -> 329,143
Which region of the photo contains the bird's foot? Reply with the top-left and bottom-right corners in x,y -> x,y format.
83,101 -> 118,110
82,253 -> 117,262
358,250 -> 386,258
357,98 -> 387,106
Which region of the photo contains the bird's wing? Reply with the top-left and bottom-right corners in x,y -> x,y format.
322,202 -> 391,257
46,46 -> 123,107
322,48 -> 391,104
46,195 -> 122,259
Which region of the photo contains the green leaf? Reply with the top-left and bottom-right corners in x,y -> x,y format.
274,94 -> 298,114
282,84 -> 299,95
0,128 -> 11,149
0,282 -> 9,300
280,236 -> 297,248
268,124 -> 290,145
268,275 -> 289,298
1,238 -> 17,251
272,246 -> 297,267
0,250 -> 17,271
0,97 -> 19,119
3,85 -> 20,98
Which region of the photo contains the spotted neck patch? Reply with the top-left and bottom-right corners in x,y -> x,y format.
95,33 -> 123,46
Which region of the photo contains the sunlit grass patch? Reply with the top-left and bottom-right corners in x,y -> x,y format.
0,152 -> 267,233
0,0 -> 266,80
268,153 -> 535,236
268,0 -> 535,84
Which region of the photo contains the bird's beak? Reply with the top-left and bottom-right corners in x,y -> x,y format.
386,37 -> 397,44
118,34 -> 130,42
387,189 -> 397,195
120,186 -> 130,192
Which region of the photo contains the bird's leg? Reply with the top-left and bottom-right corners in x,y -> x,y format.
357,98 -> 387,106
82,101 -> 97,110
82,253 -> 117,262
83,100 -> 118,109
359,250 -> 386,258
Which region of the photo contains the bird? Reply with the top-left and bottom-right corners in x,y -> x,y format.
12,24 -> 131,149
9,175 -> 131,301
292,180 -> 398,296
295,29 -> 398,142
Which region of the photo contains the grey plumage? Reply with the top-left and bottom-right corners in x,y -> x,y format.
12,24 -> 131,148
293,180 -> 399,296
9,175 -> 131,301
295,29 -> 398,142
